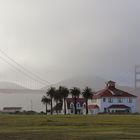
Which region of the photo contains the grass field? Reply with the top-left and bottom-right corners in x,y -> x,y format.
0,115 -> 140,140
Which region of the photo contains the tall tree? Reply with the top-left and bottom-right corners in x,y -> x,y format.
58,86 -> 69,115
41,96 -> 51,115
47,87 -> 56,115
54,89 -> 63,114
82,87 -> 93,115
70,87 -> 81,114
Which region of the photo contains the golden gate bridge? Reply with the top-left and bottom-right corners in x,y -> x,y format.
0,48 -> 50,89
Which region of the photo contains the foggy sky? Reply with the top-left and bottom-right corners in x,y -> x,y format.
0,0 -> 140,87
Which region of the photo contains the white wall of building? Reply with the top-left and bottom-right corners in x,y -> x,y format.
88,97 -> 137,114
88,98 -> 101,108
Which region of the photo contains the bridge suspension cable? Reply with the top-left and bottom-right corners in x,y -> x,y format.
0,55 -> 47,86
0,48 -> 50,86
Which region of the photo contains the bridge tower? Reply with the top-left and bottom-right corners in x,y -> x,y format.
135,65 -> 140,89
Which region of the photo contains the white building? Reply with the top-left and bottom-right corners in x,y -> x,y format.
62,98 -> 86,114
2,107 -> 22,113
88,81 -> 137,114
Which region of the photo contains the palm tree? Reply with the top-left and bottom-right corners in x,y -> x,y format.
58,86 -> 69,115
70,87 -> 81,114
54,89 -> 63,114
82,87 -> 93,115
47,87 -> 56,115
41,96 -> 51,115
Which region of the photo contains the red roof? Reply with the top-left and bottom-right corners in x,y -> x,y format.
66,98 -> 85,104
66,98 -> 86,109
93,88 -> 137,99
88,105 -> 99,109
108,104 -> 130,109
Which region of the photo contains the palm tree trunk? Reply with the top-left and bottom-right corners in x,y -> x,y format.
64,98 -> 66,115
51,98 -> 53,115
46,104 -> 48,115
56,101 -> 58,115
86,99 -> 88,115
74,97 -> 77,114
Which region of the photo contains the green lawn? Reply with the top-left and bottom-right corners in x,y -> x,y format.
0,115 -> 140,140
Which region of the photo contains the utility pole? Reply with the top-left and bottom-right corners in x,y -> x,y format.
30,100 -> 33,111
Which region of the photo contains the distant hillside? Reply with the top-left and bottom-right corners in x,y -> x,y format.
0,81 -> 28,90
42,76 -> 107,91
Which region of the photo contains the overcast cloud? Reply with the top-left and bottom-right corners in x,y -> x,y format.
0,0 -> 140,87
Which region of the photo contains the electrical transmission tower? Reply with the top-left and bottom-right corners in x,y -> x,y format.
135,65 -> 140,89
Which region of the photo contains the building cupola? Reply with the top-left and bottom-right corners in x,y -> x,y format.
106,81 -> 116,89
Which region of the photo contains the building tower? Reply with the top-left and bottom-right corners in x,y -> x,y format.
135,65 -> 140,89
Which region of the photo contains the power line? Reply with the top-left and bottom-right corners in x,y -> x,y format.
0,48 -> 50,85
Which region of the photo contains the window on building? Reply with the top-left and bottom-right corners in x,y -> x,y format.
70,103 -> 74,109
108,98 -> 113,103
77,102 -> 80,108
103,98 -> 106,102
118,98 -> 123,103
104,108 -> 107,112
128,98 -> 132,103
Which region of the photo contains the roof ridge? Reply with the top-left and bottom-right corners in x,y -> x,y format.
108,89 -> 115,95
